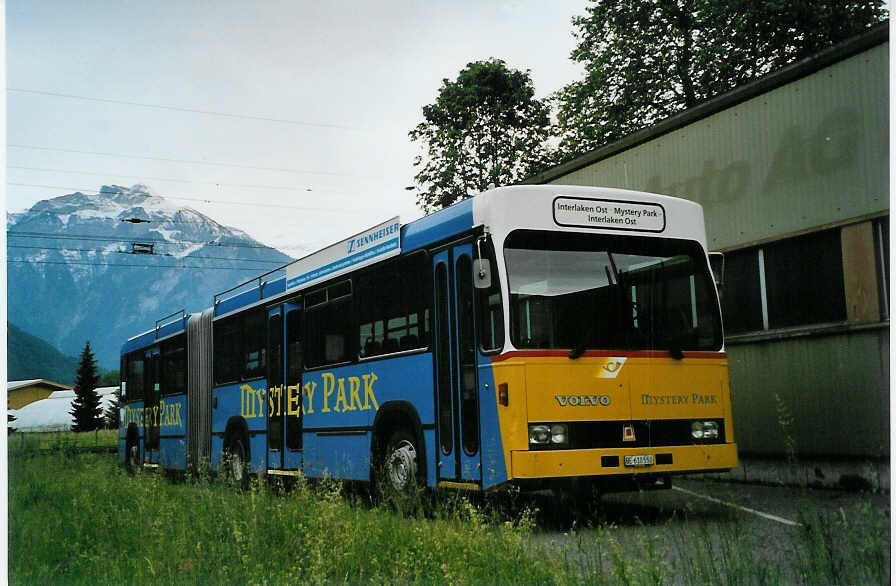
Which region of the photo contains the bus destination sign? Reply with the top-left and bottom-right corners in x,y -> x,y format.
553,196 -> 665,232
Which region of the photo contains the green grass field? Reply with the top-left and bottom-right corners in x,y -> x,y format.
9,449 -> 559,585
8,442 -> 889,585
9,429 -> 118,452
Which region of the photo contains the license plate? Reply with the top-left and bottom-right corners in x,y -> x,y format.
624,455 -> 654,467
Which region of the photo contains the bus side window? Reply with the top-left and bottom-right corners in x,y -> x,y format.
214,316 -> 241,384
306,280 -> 353,367
357,264 -> 390,357
161,336 -> 186,396
243,309 -> 266,379
401,252 -> 431,350
127,352 -> 145,402
356,252 -> 430,359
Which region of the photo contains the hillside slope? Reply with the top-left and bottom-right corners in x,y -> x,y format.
8,322 -> 80,385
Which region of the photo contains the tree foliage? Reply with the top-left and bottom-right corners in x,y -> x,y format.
410,58 -> 551,212
100,370 -> 120,387
105,389 -> 121,430
553,0 -> 888,162
70,341 -> 102,432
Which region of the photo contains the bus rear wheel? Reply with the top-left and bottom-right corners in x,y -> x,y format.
381,430 -> 419,496
223,438 -> 249,490
125,438 -> 140,474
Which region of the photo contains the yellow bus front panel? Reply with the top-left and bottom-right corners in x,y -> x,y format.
490,351 -> 737,485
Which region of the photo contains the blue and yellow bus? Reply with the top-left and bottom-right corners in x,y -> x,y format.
119,185 -> 737,494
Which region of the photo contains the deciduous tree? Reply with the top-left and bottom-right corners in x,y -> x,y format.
100,370 -> 120,387
410,59 -> 551,212
553,0 -> 887,162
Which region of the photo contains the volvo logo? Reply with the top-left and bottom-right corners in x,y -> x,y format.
555,395 -> 611,406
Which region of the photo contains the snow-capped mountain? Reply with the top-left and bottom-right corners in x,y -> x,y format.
8,184 -> 294,369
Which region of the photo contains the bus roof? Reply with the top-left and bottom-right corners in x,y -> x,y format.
122,185 -> 707,353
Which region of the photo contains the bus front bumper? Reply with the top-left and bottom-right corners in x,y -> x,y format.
511,443 -> 738,479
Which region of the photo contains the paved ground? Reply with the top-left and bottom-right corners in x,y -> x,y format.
523,475 -> 889,583
694,456 -> 890,492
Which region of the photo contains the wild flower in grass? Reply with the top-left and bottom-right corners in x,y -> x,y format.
774,393 -> 798,477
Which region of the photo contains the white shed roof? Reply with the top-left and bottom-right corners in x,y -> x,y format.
10,387 -> 118,432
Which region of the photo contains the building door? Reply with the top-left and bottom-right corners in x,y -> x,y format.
433,243 -> 482,485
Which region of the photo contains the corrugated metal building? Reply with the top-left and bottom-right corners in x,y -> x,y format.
526,25 -> 888,458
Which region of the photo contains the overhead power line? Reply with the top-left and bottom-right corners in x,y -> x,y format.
6,258 -> 285,271
7,182 -> 374,215
8,144 -> 361,177
7,87 -> 357,131
8,165 -> 350,194
6,244 -> 287,264
7,229 -> 305,251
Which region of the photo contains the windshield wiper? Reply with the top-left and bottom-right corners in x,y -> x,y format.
667,339 -> 684,360
569,341 -> 587,360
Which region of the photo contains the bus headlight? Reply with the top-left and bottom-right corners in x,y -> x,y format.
550,424 -> 568,445
529,425 -> 550,444
691,420 -> 719,440
529,424 -> 569,447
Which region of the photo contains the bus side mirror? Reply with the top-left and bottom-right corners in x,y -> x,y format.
473,259 -> 492,289
709,252 -> 724,287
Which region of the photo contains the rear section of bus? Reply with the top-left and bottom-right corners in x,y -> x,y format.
475,186 -> 738,492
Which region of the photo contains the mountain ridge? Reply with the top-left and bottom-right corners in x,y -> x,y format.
8,184 -> 294,368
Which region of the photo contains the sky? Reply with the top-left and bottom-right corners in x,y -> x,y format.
6,0 -> 588,258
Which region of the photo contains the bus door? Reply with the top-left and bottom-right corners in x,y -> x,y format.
266,300 -> 303,470
267,306 -> 284,469
433,243 -> 482,485
144,346 -> 161,465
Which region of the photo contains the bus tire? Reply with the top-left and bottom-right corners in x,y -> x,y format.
223,437 -> 249,491
125,436 -> 140,474
380,429 -> 419,497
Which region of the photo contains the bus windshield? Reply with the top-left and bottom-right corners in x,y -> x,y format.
504,230 -> 722,353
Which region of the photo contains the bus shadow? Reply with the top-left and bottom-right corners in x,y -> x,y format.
271,476 -> 738,532
497,489 -> 739,532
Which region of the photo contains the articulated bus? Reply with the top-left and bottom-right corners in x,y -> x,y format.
119,185 -> 737,495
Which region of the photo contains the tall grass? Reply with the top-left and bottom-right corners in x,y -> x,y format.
9,451 -> 558,585
9,447 -> 889,585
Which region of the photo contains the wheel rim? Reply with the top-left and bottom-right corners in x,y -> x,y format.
386,439 -> 417,492
231,450 -> 244,483
226,442 -> 245,486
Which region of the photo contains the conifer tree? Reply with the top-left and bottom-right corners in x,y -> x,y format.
70,341 -> 102,432
105,389 -> 121,430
